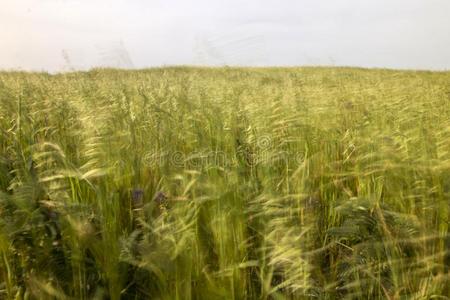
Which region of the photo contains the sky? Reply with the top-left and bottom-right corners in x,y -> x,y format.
1,0 -> 449,72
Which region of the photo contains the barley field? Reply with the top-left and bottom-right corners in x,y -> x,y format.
0,67 -> 449,299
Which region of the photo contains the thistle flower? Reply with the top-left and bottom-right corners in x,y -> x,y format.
131,188 -> 144,208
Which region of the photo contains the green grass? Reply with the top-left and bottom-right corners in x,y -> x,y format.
0,67 -> 449,299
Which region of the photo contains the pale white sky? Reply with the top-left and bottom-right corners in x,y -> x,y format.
1,0 -> 449,72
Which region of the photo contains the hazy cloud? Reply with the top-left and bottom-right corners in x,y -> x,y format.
0,0 -> 449,71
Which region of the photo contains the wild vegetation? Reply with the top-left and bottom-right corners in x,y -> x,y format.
0,67 -> 449,299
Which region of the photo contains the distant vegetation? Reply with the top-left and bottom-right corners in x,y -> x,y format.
0,67 -> 449,299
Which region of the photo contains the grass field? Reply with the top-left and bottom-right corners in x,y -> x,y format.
0,67 -> 449,299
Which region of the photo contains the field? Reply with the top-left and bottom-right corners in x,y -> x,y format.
0,67 -> 449,299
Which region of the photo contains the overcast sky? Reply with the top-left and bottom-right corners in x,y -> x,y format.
1,0 -> 449,72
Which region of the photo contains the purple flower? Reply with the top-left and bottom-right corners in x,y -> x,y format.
132,189 -> 144,207
153,191 -> 167,204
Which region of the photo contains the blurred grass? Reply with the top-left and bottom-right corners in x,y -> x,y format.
0,67 -> 449,299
